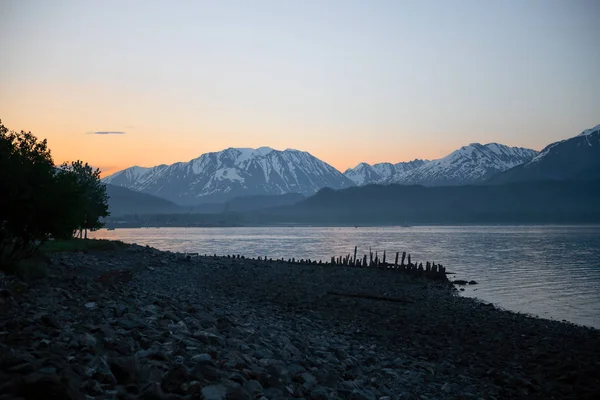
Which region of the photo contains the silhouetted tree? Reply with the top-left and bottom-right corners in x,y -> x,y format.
0,120 -> 83,266
59,161 -> 110,238
0,120 -> 110,267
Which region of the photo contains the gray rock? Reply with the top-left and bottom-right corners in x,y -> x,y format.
80,333 -> 97,349
194,364 -> 222,382
190,353 -> 212,365
201,384 -> 227,400
243,380 -> 263,395
300,372 -> 317,390
192,330 -> 223,346
350,390 -> 377,400
310,386 -> 330,400
87,356 -> 116,385
138,382 -> 165,400
117,319 -> 141,330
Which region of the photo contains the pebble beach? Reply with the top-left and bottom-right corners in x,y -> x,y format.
1,244 -> 599,400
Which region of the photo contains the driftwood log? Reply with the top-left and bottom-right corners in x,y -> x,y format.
327,291 -> 413,304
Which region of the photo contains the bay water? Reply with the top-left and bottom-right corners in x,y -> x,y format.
91,225 -> 600,329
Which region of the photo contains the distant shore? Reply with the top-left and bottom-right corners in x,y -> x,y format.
1,243 -> 599,399
103,220 -> 600,229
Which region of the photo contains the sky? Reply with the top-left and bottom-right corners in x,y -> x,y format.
1,0 -> 598,176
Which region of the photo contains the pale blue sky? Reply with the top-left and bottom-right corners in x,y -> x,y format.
0,0 -> 598,174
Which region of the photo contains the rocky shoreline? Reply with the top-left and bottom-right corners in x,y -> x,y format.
1,244 -> 599,400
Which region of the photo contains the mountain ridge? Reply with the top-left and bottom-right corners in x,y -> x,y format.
343,143 -> 537,186
385,143 -> 538,186
489,124 -> 600,184
104,147 -> 353,205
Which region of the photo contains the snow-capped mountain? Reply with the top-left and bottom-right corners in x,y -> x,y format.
344,160 -> 429,185
386,143 -> 538,186
103,147 -> 354,205
344,163 -> 384,185
489,124 -> 600,183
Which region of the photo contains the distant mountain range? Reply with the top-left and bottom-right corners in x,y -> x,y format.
103,147 -> 353,205
489,124 -> 600,184
344,143 -> 537,186
344,160 -> 428,185
103,124 -> 598,209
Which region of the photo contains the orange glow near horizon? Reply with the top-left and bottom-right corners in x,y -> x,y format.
0,84 -> 468,177
0,112 -> 482,178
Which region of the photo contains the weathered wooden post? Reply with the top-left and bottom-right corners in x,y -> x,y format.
401,252 -> 406,267
363,254 -> 367,267
408,254 -> 411,267
353,246 -> 358,264
383,250 -> 386,265
394,252 -> 399,267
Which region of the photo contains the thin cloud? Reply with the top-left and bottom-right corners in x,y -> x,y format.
86,131 -> 126,135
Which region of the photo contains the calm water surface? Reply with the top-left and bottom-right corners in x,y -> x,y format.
91,226 -> 600,329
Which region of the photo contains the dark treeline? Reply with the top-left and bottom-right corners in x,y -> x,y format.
0,120 -> 109,267
106,180 -> 600,227
271,181 -> 600,224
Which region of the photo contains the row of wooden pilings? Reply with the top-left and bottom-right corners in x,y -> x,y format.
195,245 -> 448,282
